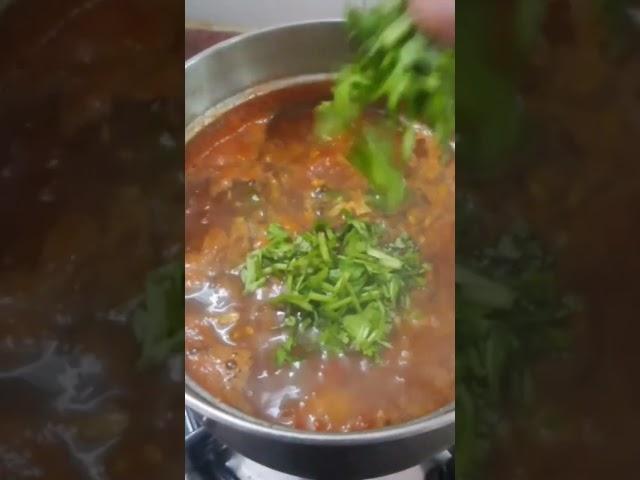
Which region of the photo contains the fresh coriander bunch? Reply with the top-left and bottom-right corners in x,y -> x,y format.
316,0 -> 455,144
241,219 -> 429,365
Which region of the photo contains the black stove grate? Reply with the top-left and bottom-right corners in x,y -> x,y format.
186,427 -> 240,480
185,409 -> 454,480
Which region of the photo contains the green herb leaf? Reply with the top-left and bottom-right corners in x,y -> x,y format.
132,262 -> 184,367
240,219 -> 428,363
315,0 -> 454,212
350,126 -> 407,212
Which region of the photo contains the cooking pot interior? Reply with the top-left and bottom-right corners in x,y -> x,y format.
184,19 -> 454,452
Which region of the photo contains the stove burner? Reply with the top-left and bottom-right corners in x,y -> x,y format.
185,409 -> 454,480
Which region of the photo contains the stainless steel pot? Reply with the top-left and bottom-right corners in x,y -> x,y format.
185,20 -> 455,480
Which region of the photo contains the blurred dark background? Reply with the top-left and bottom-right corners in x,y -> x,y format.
0,0 -> 184,478
456,0 -> 640,478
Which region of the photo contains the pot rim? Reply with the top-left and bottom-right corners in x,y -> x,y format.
184,19 -> 455,445
185,19 -> 346,72
186,387 -> 454,445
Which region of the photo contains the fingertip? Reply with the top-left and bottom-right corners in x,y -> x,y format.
408,0 -> 455,47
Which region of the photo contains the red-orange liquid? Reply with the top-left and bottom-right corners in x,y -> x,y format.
185,83 -> 455,432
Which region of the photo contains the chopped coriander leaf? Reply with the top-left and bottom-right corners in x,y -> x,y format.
366,247 -> 403,269
276,335 -> 298,367
343,302 -> 391,357
271,292 -> 314,312
240,218 -> 429,363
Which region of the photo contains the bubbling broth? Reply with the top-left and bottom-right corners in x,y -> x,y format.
185,82 -> 454,432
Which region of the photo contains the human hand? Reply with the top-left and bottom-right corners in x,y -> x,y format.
408,0 -> 455,46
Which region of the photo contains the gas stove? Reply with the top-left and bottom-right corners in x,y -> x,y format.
185,409 -> 454,480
